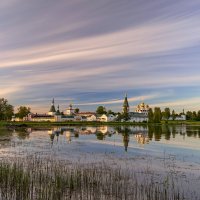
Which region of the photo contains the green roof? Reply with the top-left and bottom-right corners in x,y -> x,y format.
123,95 -> 129,108
55,105 -> 61,115
49,98 -> 56,112
61,115 -> 74,119
49,105 -> 56,112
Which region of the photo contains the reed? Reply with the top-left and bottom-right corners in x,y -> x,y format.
0,155 -> 192,200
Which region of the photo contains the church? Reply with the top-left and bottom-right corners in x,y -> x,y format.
122,94 -> 149,122
25,96 -> 149,123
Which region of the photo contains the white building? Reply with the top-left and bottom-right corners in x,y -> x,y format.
65,104 -> 75,115
27,113 -> 56,122
98,114 -> 116,122
76,112 -> 97,121
128,112 -> 148,122
168,114 -> 186,121
56,115 -> 80,122
86,114 -> 97,121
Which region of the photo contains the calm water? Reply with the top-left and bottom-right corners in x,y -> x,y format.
1,124 -> 200,199
0,124 -> 200,163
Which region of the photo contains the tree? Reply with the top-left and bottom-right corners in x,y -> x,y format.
186,111 -> 192,120
0,98 -> 14,120
163,107 -> 171,121
74,108 -> 79,114
197,110 -> 200,121
96,106 -> 107,115
172,110 -> 176,120
4,104 -> 14,120
107,109 -> 115,115
121,112 -> 130,121
192,111 -> 197,120
16,106 -> 31,119
148,108 -> 154,122
153,107 -> 162,123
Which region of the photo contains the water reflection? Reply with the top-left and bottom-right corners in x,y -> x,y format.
0,128 -> 13,147
135,134 -> 149,145
0,125 -> 200,153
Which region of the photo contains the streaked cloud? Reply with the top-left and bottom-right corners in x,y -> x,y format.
1,16 -> 200,69
150,97 -> 200,111
0,0 -> 200,112
75,93 -> 167,106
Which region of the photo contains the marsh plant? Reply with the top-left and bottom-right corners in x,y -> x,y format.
0,156 -> 195,200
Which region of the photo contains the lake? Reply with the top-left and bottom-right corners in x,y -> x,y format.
0,124 -> 200,199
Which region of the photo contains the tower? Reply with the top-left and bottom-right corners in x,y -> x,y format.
48,98 -> 56,116
56,105 -> 61,115
123,93 -> 129,114
65,103 -> 74,115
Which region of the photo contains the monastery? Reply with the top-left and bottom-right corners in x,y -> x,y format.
21,95 -> 151,122
26,99 -> 117,122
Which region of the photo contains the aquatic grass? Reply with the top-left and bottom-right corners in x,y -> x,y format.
0,156 -> 192,200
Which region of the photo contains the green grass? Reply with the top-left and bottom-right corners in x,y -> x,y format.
0,121 -> 9,127
2,120 -> 200,129
4,121 -> 149,128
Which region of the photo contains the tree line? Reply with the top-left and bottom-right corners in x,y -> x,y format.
0,98 -> 31,121
148,107 -> 186,123
1,98 -> 200,122
96,105 -> 200,122
185,111 -> 200,121
95,106 -> 184,122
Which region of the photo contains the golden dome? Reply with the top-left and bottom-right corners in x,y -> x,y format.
140,102 -> 145,107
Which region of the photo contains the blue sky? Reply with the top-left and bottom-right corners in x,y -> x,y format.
1,0 -> 200,113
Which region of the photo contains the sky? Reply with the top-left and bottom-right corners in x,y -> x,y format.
1,0 -> 200,113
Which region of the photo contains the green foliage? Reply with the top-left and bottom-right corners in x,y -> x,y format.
107,109 -> 115,115
197,110 -> 200,121
74,108 -> 80,113
0,98 -> 14,120
163,108 -> 171,121
172,110 -> 176,121
187,110 -> 200,121
186,111 -> 192,120
192,111 -> 197,120
96,106 -> 107,115
153,107 -> 162,123
148,108 -> 154,122
117,112 -> 130,122
16,106 -> 31,119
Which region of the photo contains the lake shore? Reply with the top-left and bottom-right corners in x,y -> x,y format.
1,120 -> 200,128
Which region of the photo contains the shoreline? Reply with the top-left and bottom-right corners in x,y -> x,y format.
1,120 -> 200,128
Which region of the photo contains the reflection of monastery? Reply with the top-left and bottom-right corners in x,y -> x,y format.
135,133 -> 149,145
44,126 -> 150,151
37,126 -> 118,144
25,124 -> 191,152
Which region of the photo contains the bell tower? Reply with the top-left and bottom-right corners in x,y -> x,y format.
123,93 -> 129,114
